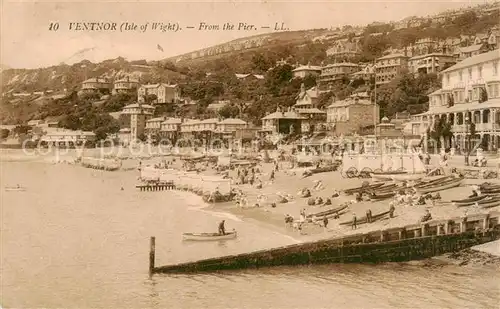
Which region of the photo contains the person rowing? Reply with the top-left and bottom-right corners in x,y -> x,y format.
218,220 -> 226,235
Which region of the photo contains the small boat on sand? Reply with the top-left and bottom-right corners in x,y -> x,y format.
369,192 -> 396,200
414,176 -> 463,194
344,183 -> 385,195
182,230 -> 237,241
371,171 -> 424,182
307,204 -> 349,219
4,186 -> 26,192
453,195 -> 488,206
339,210 -> 391,226
480,198 -> 500,209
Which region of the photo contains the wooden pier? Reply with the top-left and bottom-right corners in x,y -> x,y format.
149,211 -> 500,274
136,182 -> 175,191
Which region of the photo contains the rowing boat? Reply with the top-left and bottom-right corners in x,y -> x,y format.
453,195 -> 488,206
339,210 -> 391,226
480,198 -> 500,209
414,176 -> 452,188
415,177 -> 463,194
369,192 -> 396,200
344,183 -> 385,195
307,204 -> 349,218
370,171 -> 424,182
182,231 -> 237,241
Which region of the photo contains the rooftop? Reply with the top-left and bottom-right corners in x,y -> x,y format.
262,111 -> 306,120
377,53 -> 408,60
161,118 -> 183,124
123,103 -> 155,109
83,77 -> 109,84
219,118 -> 247,125
292,65 -> 322,72
441,49 -> 500,73
322,63 -> 360,68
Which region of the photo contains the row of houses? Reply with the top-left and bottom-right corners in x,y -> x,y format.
293,44 -> 497,89
80,77 -> 181,104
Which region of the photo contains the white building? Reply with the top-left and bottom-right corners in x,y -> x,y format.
410,49 -> 500,150
40,129 -> 96,146
121,103 -> 155,140
137,83 -> 181,104
291,64 -> 322,78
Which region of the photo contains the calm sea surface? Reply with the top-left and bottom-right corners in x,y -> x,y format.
1,159 -> 499,309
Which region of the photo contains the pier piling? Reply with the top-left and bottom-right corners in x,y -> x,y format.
149,237 -> 156,275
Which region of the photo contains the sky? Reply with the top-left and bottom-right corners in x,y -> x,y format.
0,0 -> 494,69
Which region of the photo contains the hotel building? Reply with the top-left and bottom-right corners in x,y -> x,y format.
410,49 -> 500,151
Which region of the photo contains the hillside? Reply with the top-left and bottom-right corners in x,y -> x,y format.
1,57 -> 185,94
1,1 -> 499,131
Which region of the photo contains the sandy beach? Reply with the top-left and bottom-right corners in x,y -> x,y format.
4,147 -> 499,245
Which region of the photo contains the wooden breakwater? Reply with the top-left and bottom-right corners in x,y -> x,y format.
150,211 -> 500,274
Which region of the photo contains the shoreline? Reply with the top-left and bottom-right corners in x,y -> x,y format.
4,150 -> 500,263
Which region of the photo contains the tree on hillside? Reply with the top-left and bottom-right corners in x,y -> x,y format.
453,11 -> 479,31
360,34 -> 390,61
218,104 -> 240,119
59,114 -> 82,131
100,92 -> 135,112
265,64 -> 294,96
251,53 -> 272,73
317,92 -> 335,109
143,94 -> 158,104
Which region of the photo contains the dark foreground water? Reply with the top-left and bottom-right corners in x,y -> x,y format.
1,160 -> 499,308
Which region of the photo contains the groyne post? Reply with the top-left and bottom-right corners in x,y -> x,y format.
149,237 -> 156,275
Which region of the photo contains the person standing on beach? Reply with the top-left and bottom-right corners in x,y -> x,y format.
270,170 -> 275,180
323,215 -> 329,229
366,209 -> 372,223
352,214 -> 357,230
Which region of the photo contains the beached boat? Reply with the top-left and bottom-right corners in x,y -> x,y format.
369,192 -> 396,200
453,195 -> 488,206
182,231 -> 237,241
480,198 -> 500,209
413,176 -> 452,188
339,210 -> 391,226
344,183 -> 385,195
390,173 -> 425,182
370,171 -> 419,182
307,204 -> 349,218
4,186 -> 26,192
415,177 -> 463,194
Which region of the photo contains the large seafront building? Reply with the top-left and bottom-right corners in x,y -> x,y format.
410,49 -> 500,151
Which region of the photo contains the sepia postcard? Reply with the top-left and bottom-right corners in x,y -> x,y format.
1,0 -> 500,308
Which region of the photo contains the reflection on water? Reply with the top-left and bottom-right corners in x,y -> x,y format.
1,161 -> 499,308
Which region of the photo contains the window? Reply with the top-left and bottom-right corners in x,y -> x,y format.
489,83 -> 500,98
468,68 -> 472,79
459,70 -> 463,81
473,87 -> 479,100
478,65 -> 483,78
446,74 -> 450,85
468,90 -> 473,102
494,61 -> 498,76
